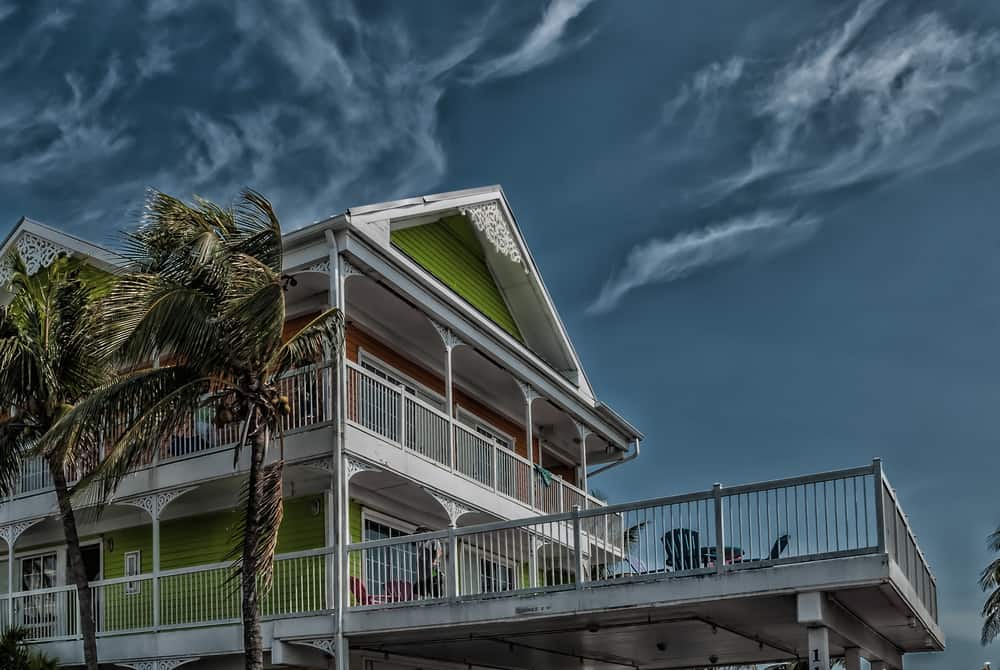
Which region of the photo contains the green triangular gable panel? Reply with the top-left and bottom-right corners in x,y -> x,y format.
391,215 -> 523,342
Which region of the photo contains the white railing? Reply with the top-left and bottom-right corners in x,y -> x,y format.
11,363 -> 332,496
345,461 -> 938,623
345,360 -> 603,513
0,550 -> 331,641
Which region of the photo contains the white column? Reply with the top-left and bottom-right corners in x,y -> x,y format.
152,511 -> 160,629
432,324 -> 461,470
325,485 -> 336,610
517,382 -> 537,509
807,626 -> 831,670
843,647 -> 862,670
575,422 -> 590,497
7,537 -> 14,627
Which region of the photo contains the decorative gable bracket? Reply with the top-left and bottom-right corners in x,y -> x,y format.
0,232 -> 72,286
459,201 -> 525,269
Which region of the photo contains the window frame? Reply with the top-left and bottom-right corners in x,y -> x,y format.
457,406 -> 515,451
358,349 -> 446,411
124,550 -> 141,595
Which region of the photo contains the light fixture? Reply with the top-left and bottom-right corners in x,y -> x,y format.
656,642 -> 666,652
107,538 -> 114,553
311,498 -> 321,516
587,623 -> 600,633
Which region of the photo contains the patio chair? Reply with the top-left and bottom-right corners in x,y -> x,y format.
349,576 -> 371,606
386,580 -> 414,602
768,533 -> 790,560
663,528 -> 700,571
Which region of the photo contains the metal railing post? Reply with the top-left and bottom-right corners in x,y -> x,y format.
398,389 -> 407,449
713,483 -> 726,574
572,505 -> 585,589
872,458 -> 886,554
447,524 -> 460,602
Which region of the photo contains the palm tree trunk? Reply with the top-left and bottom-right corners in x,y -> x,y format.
48,459 -> 99,670
241,427 -> 267,670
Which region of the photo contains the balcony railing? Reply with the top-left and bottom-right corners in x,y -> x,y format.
12,363 -> 332,496
0,462 -> 937,642
346,360 -> 602,513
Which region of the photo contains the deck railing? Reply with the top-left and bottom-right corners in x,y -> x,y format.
12,363 -> 332,496
345,360 -> 602,513
0,462 -> 937,642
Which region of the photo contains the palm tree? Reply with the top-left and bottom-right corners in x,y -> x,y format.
55,189 -> 343,670
0,627 -> 59,670
980,527 -> 1000,644
0,255 -> 113,670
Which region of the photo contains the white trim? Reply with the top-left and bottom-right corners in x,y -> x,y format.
361,508 -> 418,538
124,550 -> 141,595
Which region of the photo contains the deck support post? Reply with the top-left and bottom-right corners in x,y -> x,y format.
517,382 -> 538,510
807,626 -> 831,670
6,537 -> 13,627
713,483 -> 725,573
572,505 -> 585,588
432,324 -> 461,472
575,422 -> 590,498
843,647 -> 862,670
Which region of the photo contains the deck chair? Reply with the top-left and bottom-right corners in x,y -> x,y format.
768,533 -> 790,560
663,528 -> 700,571
349,576 -> 372,606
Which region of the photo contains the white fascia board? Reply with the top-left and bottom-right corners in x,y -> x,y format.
341,232 -> 637,446
2,218 -> 124,272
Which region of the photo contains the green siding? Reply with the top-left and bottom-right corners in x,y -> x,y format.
100,495 -> 326,629
391,216 -> 523,341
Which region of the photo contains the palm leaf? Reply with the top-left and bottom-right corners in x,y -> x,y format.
228,459 -> 285,590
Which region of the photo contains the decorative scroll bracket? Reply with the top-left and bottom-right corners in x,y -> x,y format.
431,322 -> 462,352
516,381 -> 540,404
0,519 -> 43,547
288,637 -> 337,657
345,457 -> 380,481
0,232 -> 72,286
307,260 -> 330,273
460,201 -> 524,267
425,489 -> 473,526
117,486 -> 197,520
118,657 -> 200,670
341,259 -> 364,278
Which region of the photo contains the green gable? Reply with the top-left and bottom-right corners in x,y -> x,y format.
391,215 -> 523,342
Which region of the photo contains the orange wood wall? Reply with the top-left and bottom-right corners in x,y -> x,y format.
345,322 -> 554,467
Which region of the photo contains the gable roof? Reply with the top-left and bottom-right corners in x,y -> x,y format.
0,217 -> 121,287
391,214 -> 524,342
343,185 -> 596,400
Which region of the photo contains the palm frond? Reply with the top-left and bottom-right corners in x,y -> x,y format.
268,307 -> 344,377
228,459 -> 285,590
0,416 -> 31,497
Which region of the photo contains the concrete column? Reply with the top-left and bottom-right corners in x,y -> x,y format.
807,626 -> 831,670
844,647 -> 862,670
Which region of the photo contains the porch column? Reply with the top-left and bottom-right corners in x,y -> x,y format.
517,382 -> 538,509
432,324 -> 462,470
6,537 -> 13,626
152,512 -> 160,628
807,626 -> 831,670
574,422 -> 590,497
325,485 -> 336,610
843,647 -> 862,670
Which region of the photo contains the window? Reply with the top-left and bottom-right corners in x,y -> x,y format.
124,551 -> 141,595
21,553 -> 56,591
362,512 -> 416,595
458,408 -> 513,451
359,351 -> 445,411
20,553 -> 57,635
480,557 -> 516,594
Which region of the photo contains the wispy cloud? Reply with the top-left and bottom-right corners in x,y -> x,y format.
588,212 -> 819,314
136,33 -> 176,80
0,3 -> 16,23
0,58 -> 131,184
594,0 -> 1000,312
469,0 -> 595,83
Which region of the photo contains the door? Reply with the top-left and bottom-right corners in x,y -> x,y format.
81,544 -> 101,631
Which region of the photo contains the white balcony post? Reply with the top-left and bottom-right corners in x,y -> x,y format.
575,422 -> 590,499
873,458 -> 886,553
517,382 -> 538,510
572,505 -> 585,589
398,386 -> 407,448
152,511 -> 160,629
432,323 -> 461,470
6,538 -> 13,627
325,486 -> 336,611
447,522 -> 460,601
807,626 -> 831,670
713,483 -> 726,573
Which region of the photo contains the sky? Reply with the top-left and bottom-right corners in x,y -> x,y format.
0,0 -> 998,667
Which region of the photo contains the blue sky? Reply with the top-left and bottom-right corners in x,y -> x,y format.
1,0 -> 998,666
